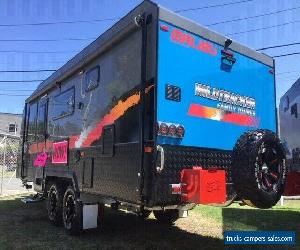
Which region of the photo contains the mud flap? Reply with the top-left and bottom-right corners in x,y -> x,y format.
82,203 -> 98,230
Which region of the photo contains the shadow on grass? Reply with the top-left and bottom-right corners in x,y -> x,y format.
0,196 -> 223,250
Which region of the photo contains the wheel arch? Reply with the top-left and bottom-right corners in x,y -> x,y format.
44,171 -> 80,196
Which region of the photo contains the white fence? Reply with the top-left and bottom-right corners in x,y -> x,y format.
0,133 -> 22,196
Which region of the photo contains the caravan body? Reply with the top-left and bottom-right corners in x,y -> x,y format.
17,1 -> 285,233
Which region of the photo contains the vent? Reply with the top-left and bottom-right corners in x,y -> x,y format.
165,84 -> 181,102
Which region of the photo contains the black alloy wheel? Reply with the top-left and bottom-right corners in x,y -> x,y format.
232,129 -> 286,209
62,186 -> 82,235
47,184 -> 64,226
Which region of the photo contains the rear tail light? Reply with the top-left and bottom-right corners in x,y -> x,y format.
158,122 -> 184,138
160,25 -> 169,32
176,125 -> 185,137
168,124 -> 177,136
159,123 -> 169,135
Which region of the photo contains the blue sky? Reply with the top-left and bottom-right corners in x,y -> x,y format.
0,0 -> 299,114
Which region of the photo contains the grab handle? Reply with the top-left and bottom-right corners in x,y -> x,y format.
156,145 -> 165,173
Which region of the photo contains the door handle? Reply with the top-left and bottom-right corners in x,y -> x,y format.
156,145 -> 165,173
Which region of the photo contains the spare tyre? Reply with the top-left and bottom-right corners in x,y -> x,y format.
232,129 -> 286,209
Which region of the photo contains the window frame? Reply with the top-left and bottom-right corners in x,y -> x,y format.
26,101 -> 38,143
85,66 -> 100,92
8,123 -> 16,133
52,86 -> 75,121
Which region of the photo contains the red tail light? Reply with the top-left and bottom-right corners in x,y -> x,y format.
159,123 -> 169,135
176,125 -> 185,137
160,25 -> 169,32
157,122 -> 185,138
168,124 -> 177,136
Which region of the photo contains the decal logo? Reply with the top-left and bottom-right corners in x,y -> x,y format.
34,152 -> 48,167
188,103 -> 259,127
52,141 -> 68,164
170,28 -> 218,56
195,83 -> 256,116
206,180 -> 221,192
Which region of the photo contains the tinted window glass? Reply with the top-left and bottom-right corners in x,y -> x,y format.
283,96 -> 289,112
37,102 -> 47,139
27,102 -> 38,142
9,124 -> 16,133
85,66 -> 100,92
291,103 -> 298,118
53,88 -> 75,120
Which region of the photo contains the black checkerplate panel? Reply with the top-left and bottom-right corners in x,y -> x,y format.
151,145 -> 233,206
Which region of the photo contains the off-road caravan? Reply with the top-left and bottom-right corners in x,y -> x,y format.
17,1 -> 286,234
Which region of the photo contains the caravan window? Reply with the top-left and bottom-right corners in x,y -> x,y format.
9,124 -> 16,133
37,100 -> 48,140
52,87 -> 75,120
27,102 -> 38,142
85,66 -> 100,92
291,103 -> 298,118
283,96 -> 289,112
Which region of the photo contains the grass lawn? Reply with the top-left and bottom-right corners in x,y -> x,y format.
0,194 -> 298,250
193,201 -> 300,249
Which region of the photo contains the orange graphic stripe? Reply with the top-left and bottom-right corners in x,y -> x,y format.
28,85 -> 154,153
81,92 -> 141,147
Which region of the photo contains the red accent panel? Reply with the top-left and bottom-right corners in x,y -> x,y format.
221,49 -> 234,57
160,25 -> 169,32
181,167 -> 226,204
222,112 -> 258,127
144,146 -> 153,153
188,103 -> 207,117
283,171 -> 300,196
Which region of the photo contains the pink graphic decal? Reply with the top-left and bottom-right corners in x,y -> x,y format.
52,141 -> 68,164
34,152 -> 48,167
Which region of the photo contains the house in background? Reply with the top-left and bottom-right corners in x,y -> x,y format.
0,112 -> 22,136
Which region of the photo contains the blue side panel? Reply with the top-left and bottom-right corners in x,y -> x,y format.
157,21 -> 276,150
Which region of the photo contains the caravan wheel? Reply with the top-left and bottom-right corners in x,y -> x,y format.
62,186 -> 82,235
232,130 -> 286,208
47,184 -> 64,226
